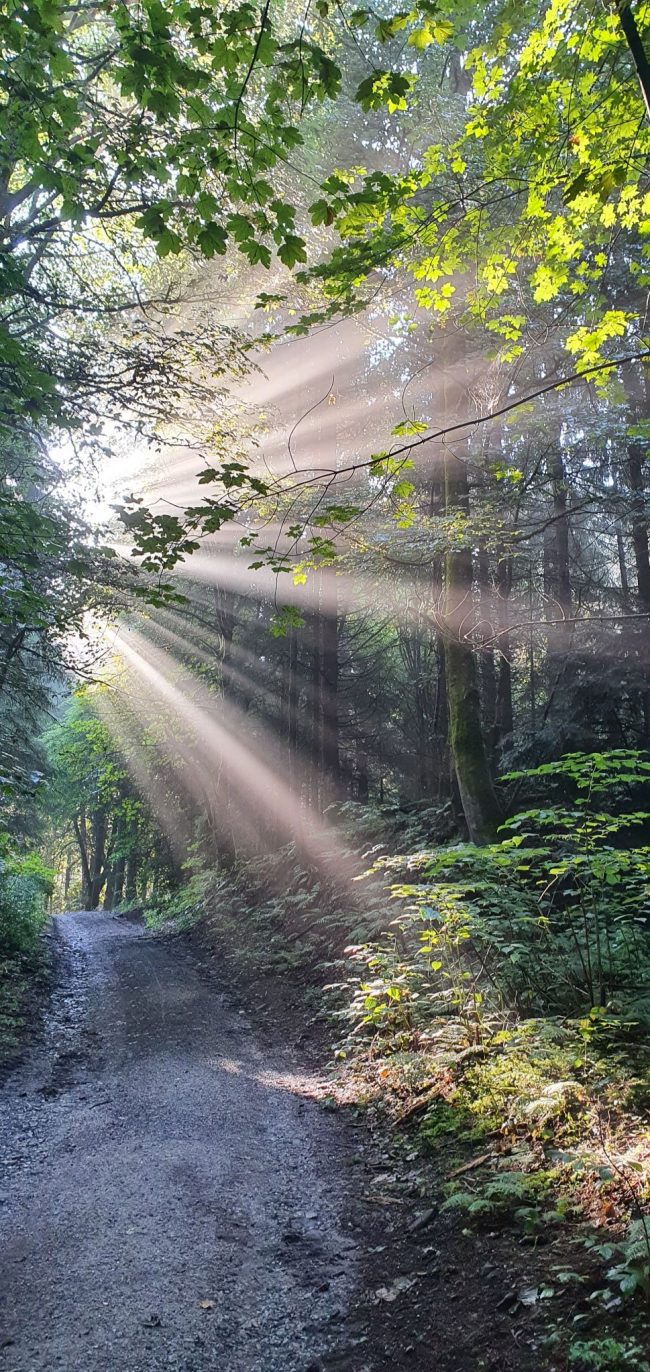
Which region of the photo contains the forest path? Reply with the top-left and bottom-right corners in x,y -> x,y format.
0,912 -> 363,1372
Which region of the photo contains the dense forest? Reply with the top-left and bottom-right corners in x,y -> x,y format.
2,0 -> 650,1367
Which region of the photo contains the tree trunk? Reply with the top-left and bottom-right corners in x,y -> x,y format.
440,332 -> 500,844
623,364 -> 650,742
433,642 -> 449,799
103,863 -> 116,912
618,2 -> 650,120
310,579 -> 323,810
89,807 -> 107,908
628,439 -> 650,612
103,813 -> 122,911
63,852 -> 73,903
616,523 -> 632,612
494,556 -> 514,750
356,742 -> 369,802
74,811 -> 92,908
125,852 -> 138,905
543,446 -> 574,728
112,853 -> 126,908
0,626 -> 26,695
320,576 -> 340,789
288,623 -> 299,791
477,544 -> 497,764
214,586 -> 237,663
443,453 -> 500,844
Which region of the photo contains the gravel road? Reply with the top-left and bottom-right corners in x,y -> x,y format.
0,912 -> 365,1372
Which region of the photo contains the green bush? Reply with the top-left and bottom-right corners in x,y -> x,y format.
0,846 -> 53,954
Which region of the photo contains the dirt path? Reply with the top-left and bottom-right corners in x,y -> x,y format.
0,913 -> 365,1372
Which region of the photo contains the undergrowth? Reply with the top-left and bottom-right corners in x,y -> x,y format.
0,844 -> 54,1063
160,751 -> 650,1363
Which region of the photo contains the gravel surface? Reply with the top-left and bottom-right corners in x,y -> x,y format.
0,913 -> 364,1372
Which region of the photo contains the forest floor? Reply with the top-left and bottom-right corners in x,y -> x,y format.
0,913 -> 641,1372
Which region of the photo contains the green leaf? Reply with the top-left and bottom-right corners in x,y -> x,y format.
278,234 -> 308,268
310,198 -> 336,227
156,228 -> 183,257
196,222 -> 227,257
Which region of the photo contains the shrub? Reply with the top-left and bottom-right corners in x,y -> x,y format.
143,869 -> 211,931
359,751 -> 650,1023
0,844 -> 53,954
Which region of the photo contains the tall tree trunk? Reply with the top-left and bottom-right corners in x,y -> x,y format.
74,810 -> 92,908
443,455 -> 500,843
112,853 -> 126,908
494,556 -> 514,749
288,623 -> 299,792
356,741 -> 369,802
477,544 -> 497,764
125,852 -> 138,905
320,586 -> 340,788
310,574 -> 323,810
102,813 -> 122,911
543,446 -> 574,727
440,334 -> 499,844
63,852 -> 73,903
618,2 -> 650,120
430,465 -> 451,799
103,863 -> 116,912
432,642 -> 449,798
623,364 -> 650,742
214,586 -> 237,664
552,452 -> 572,629
89,807 -> 107,908
543,449 -> 572,633
628,439 -> 650,612
616,522 -> 632,612
0,626 -> 26,695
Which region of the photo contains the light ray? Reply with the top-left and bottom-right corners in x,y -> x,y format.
113,628 -> 361,889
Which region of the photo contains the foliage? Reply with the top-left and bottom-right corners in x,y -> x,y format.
440,1168 -> 561,1225
359,752 -> 650,1019
597,1217 -> 650,1301
0,841 -> 53,954
568,1338 -> 650,1372
308,0 -> 650,371
45,689 -> 178,911
143,870 -> 212,931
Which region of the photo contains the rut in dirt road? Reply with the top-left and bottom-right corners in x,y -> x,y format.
0,912 -> 363,1372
